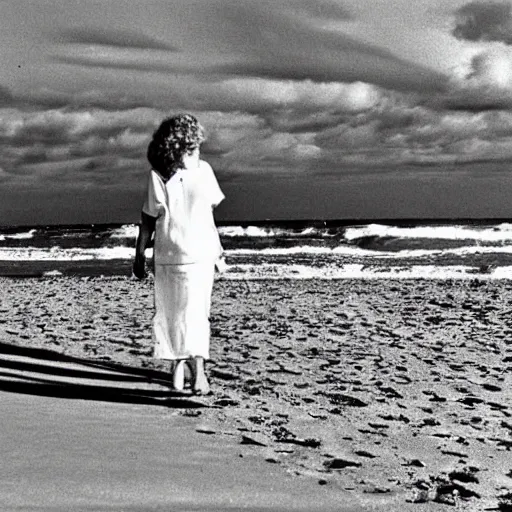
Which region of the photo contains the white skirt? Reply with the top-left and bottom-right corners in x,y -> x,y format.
153,262 -> 215,360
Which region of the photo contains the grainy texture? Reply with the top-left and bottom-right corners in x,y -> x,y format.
1,276 -> 512,509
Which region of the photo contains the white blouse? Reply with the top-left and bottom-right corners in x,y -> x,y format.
142,160 -> 224,264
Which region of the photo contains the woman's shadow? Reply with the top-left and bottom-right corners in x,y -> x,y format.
0,341 -> 206,408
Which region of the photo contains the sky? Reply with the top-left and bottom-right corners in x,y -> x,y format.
2,0 -> 512,224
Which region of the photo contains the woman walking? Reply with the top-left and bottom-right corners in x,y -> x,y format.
133,114 -> 224,394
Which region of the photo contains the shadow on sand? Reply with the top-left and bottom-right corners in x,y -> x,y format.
0,341 -> 206,408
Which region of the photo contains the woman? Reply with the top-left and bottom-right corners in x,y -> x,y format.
133,114 -> 224,394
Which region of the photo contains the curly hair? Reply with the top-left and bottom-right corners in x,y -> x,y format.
147,114 -> 205,180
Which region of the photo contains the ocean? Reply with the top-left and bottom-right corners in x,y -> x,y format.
2,220 -> 512,279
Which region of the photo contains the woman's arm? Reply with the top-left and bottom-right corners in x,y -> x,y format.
133,212 -> 156,279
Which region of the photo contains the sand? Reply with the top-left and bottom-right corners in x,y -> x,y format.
2,392 -> 362,512
1,275 -> 511,510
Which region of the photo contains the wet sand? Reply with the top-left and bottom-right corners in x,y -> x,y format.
1,276 -> 511,510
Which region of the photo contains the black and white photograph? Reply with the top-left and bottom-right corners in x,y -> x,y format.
1,1 -> 512,510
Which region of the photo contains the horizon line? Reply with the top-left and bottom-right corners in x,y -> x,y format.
2,216 -> 512,230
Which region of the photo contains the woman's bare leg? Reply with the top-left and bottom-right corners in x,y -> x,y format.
172,360 -> 185,391
189,356 -> 210,395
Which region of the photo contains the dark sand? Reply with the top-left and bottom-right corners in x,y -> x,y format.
1,276 -> 511,510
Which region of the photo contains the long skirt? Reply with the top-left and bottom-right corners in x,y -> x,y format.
153,262 -> 215,360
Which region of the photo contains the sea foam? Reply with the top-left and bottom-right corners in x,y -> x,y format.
108,225 -> 138,239
221,263 -> 506,280
344,223 -> 512,242
0,246 -> 145,261
0,229 -> 37,240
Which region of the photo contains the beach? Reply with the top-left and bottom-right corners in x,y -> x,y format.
1,275 -> 511,510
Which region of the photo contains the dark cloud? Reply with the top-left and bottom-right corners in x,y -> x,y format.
0,84 -> 14,107
1,108 -> 158,147
20,88 -> 151,112
428,51 -> 512,113
440,91 -> 512,112
263,110 -> 350,134
285,0 -> 354,21
51,54 -> 179,73
16,147 -> 48,165
0,82 -> 154,113
48,1 -> 448,95
52,27 -> 179,51
7,0 -> 512,192
0,106 -> 157,183
203,1 -> 448,93
216,58 -> 445,94
453,1 -> 512,44
5,96 -> 512,188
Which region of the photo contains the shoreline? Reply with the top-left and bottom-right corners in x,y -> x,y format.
1,276 -> 511,509
0,262 -> 511,280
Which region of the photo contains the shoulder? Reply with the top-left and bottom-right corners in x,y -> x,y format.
199,160 -> 217,180
149,169 -> 166,185
199,160 -> 213,172
149,168 -> 162,179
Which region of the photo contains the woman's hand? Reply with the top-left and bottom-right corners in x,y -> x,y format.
132,254 -> 147,280
133,212 -> 156,280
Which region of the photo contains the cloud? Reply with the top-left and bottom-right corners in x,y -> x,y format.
435,49 -> 512,111
315,121 -> 379,150
193,111 -> 323,173
13,73 -> 384,135
198,112 -> 264,156
48,0 -> 447,94
202,1 -> 448,93
5,90 -> 512,186
453,1 -> 512,44
0,106 -> 162,185
214,79 -> 380,113
9,0 -> 512,190
51,53 -> 193,74
467,50 -> 512,87
52,27 -> 179,51
0,107 -> 160,145
283,0 -> 353,21
210,129 -> 323,174
49,25 -> 182,76
0,85 -> 14,107
16,88 -> 151,111
1,82 -> 146,113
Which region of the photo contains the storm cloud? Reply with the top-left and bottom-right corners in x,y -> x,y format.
50,0 -> 448,94
4,0 -> 512,221
453,1 -> 512,44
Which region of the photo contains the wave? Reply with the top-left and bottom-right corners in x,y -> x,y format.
0,229 -> 37,241
344,223 -> 512,242
105,223 -> 335,243
107,224 -> 314,240
5,242 -> 512,262
227,244 -> 512,258
107,222 -> 512,245
220,222 -> 512,242
219,226 -> 295,237
230,246 -> 382,256
0,246 -> 144,261
108,225 -> 138,239
218,225 -> 336,238
107,224 -> 294,240
221,263 -> 512,280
